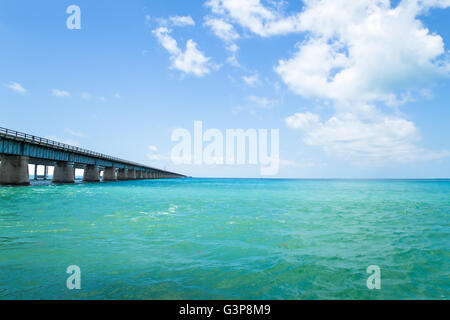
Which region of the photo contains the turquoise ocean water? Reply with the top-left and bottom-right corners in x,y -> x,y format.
0,178 -> 448,300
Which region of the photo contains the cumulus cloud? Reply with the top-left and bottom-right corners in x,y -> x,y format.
153,27 -> 216,77
275,0 -> 450,104
52,89 -> 71,97
278,0 -> 450,163
204,0 -> 303,65
285,108 -> 450,164
205,17 -> 240,42
205,0 -> 303,37
204,16 -> 241,66
169,15 -> 196,27
3,81 -> 27,94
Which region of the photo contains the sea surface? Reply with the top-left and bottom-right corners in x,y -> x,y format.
0,178 -> 448,300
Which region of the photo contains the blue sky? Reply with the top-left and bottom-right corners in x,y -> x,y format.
1,0 -> 450,178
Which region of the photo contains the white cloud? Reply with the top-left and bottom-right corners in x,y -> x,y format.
113,93 -> 121,99
205,0 -> 303,37
169,15 -> 196,27
285,108 -> 450,164
3,81 -> 27,94
285,111 -> 320,131
204,17 -> 239,42
153,27 -> 216,77
278,0 -> 450,163
52,89 -> 70,97
204,17 -> 241,66
242,73 -> 260,87
275,1 -> 450,104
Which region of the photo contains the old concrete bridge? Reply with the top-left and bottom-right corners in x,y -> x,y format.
0,127 -> 185,186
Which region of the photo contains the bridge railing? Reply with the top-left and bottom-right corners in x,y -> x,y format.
0,127 -> 150,170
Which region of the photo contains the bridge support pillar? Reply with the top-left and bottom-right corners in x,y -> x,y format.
103,167 -> 117,181
44,166 -> 48,180
52,162 -> 75,184
0,155 -> 30,186
117,168 -> 128,180
83,165 -> 100,182
144,172 -> 149,179
127,169 -> 136,180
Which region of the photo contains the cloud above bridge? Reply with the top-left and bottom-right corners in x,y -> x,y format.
153,26 -> 218,77
146,0 -> 450,164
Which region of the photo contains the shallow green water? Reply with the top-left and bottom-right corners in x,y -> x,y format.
0,179 -> 448,299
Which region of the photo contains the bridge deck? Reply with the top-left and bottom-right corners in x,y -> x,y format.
0,127 -> 184,176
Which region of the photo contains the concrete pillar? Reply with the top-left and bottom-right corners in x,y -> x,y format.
83,165 -> 100,182
117,168 -> 128,180
127,169 -> 136,180
44,166 -> 48,180
0,155 -> 30,186
103,167 -> 117,181
52,162 -> 75,184
135,171 -> 141,179
144,172 -> 149,179
34,165 -> 38,180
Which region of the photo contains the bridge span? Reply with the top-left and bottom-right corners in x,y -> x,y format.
0,127 -> 185,186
